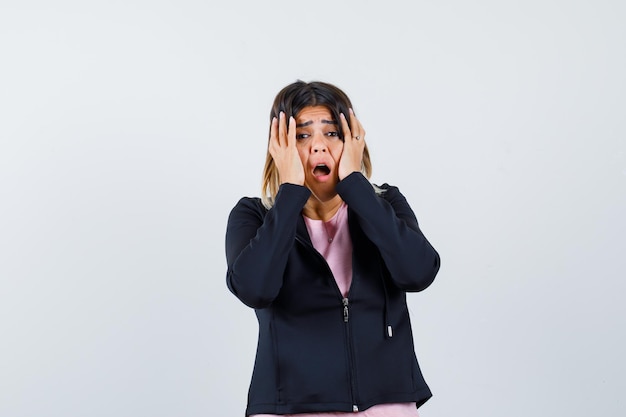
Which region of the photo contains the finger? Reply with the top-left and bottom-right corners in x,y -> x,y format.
340,112 -> 352,142
269,116 -> 278,143
278,111 -> 287,147
269,116 -> 279,153
287,116 -> 296,148
349,108 -> 364,141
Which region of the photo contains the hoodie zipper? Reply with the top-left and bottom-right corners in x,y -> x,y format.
342,297 -> 359,412
296,236 -> 359,412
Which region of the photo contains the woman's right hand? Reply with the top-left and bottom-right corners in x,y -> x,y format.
268,112 -> 305,186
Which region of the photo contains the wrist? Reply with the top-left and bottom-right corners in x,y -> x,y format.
280,177 -> 304,186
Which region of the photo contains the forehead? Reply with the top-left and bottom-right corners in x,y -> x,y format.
295,106 -> 334,123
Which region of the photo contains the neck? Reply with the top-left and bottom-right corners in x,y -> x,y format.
302,194 -> 344,221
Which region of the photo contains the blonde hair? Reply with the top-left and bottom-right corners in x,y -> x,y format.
261,81 -> 372,208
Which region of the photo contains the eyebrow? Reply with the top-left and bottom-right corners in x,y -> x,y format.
296,119 -> 337,128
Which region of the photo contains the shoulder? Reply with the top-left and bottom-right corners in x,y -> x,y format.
371,182 -> 416,211
372,182 -> 401,198
234,196 -> 264,207
228,196 -> 268,222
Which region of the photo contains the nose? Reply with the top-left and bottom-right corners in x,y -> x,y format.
310,133 -> 327,153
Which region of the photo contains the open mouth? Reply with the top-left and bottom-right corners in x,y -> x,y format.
313,164 -> 331,176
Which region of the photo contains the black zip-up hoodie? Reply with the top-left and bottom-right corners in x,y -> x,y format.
225,172 -> 440,416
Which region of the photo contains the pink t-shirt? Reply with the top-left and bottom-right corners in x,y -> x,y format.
304,202 -> 352,297
252,402 -> 420,416
250,203 -> 419,417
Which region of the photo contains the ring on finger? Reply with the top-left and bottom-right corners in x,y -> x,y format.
354,135 -> 360,140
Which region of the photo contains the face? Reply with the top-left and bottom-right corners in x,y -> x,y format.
294,106 -> 344,197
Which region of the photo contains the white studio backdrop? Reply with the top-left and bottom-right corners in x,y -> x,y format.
1,1 -> 624,416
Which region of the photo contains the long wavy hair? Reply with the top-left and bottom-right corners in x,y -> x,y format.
261,80 -> 372,208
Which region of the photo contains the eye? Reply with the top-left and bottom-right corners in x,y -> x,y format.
326,131 -> 339,137
296,133 -> 310,140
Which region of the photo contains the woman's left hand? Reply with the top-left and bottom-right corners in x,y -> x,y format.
338,108 -> 366,180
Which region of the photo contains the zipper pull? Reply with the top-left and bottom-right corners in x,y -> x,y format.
342,298 -> 349,323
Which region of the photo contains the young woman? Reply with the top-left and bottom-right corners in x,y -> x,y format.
225,81 -> 440,416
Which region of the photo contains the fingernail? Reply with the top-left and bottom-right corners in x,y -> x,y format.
349,108 -> 354,114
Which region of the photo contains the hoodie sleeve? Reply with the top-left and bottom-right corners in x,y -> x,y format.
225,184 -> 311,308
336,172 -> 440,292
